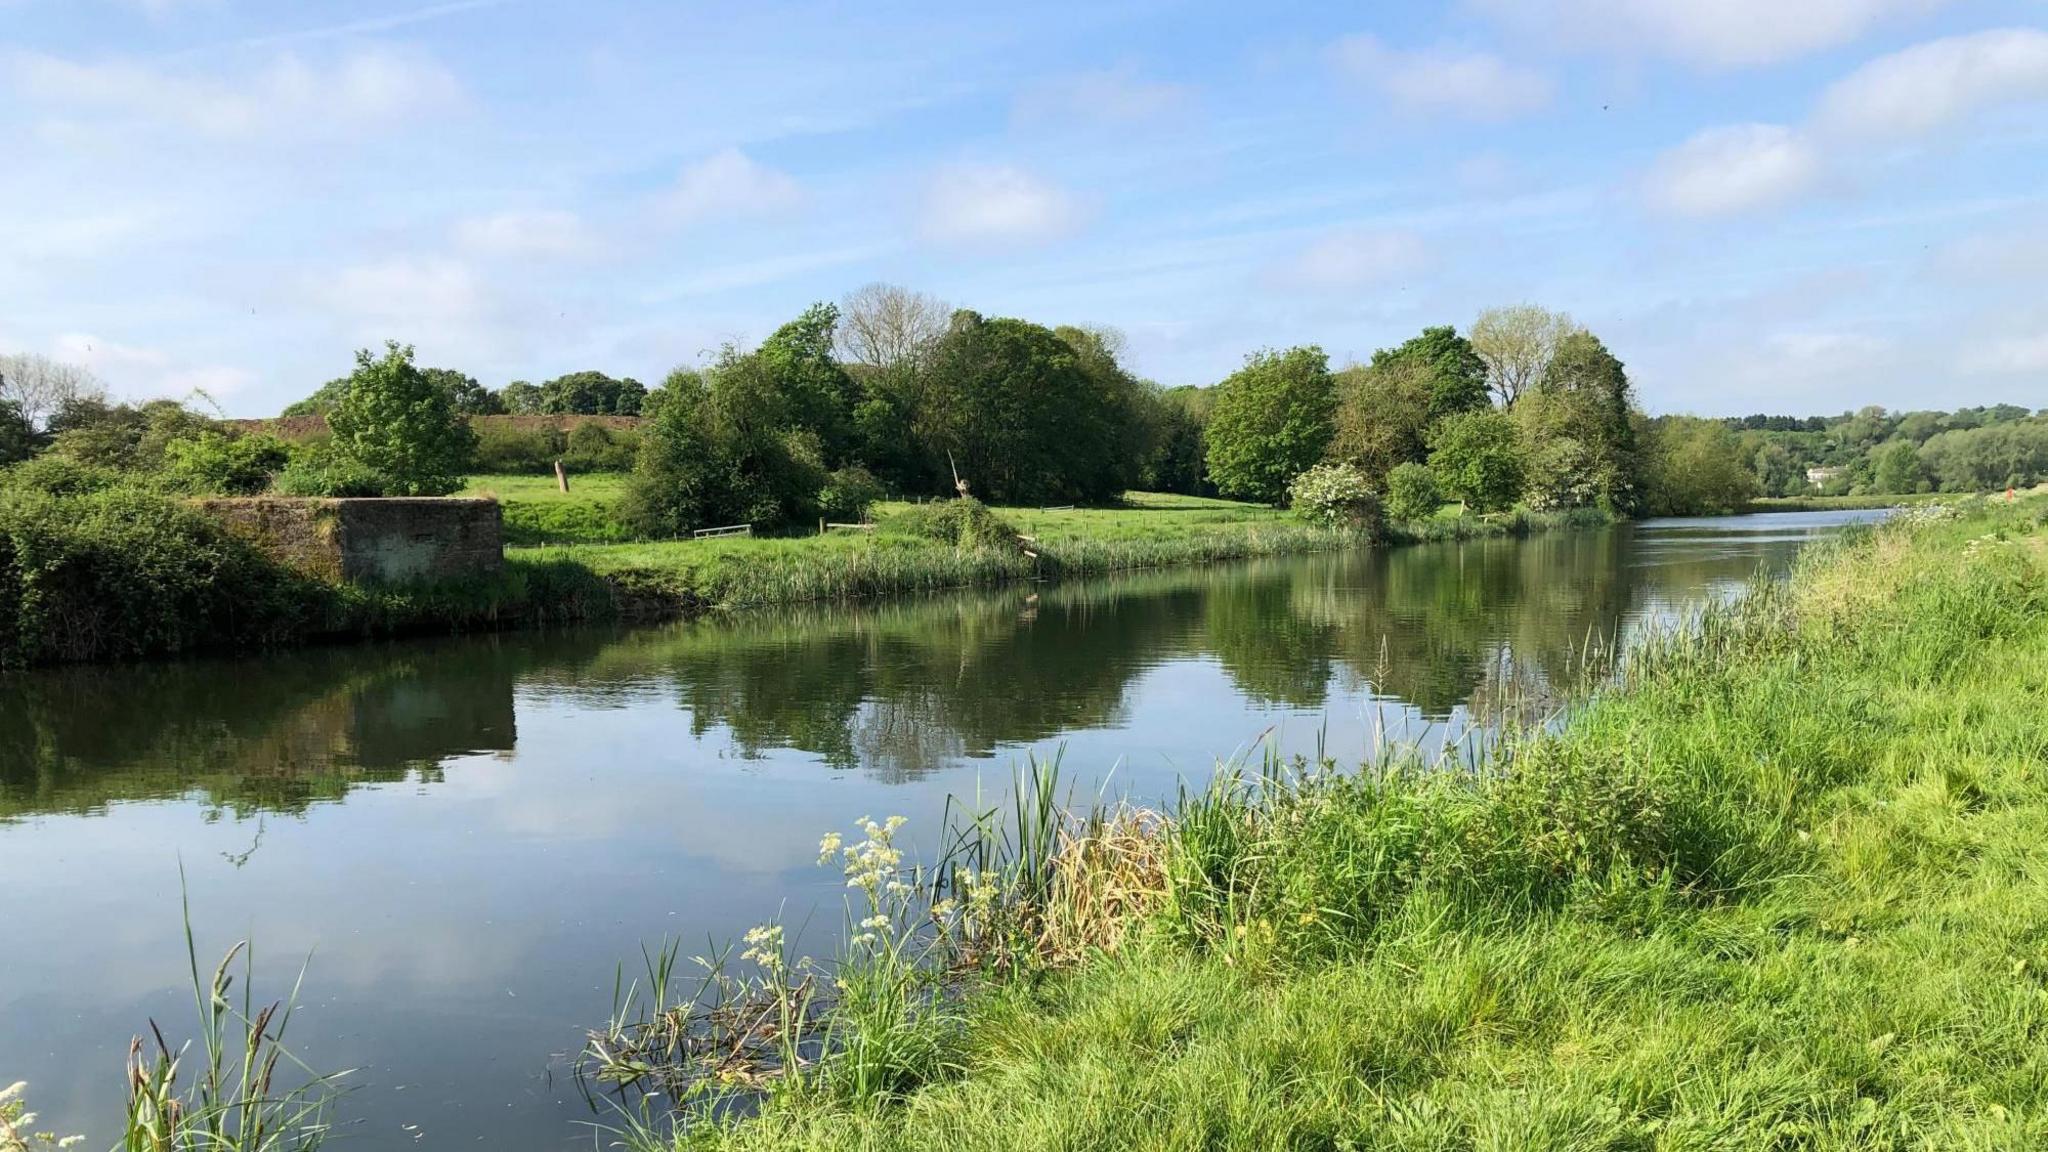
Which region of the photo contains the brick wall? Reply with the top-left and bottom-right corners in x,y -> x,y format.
196,498 -> 503,584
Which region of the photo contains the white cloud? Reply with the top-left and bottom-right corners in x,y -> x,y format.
1963,333 -> 2048,375
660,148 -> 802,226
1330,35 -> 1551,121
1816,28 -> 2048,138
1471,0 -> 1946,69
7,46 -> 461,139
49,333 -> 253,399
1644,123 -> 1820,216
453,210 -> 594,258
1012,65 -> 1193,128
314,256 -> 487,333
1270,228 -> 1426,292
920,164 -> 1080,246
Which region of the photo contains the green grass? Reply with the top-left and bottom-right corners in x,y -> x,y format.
634,495 -> 2048,1151
515,493 -> 1343,611
459,471 -> 630,502
1744,491 -> 1956,512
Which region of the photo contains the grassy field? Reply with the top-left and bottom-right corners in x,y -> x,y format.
518,490 -> 1340,611
610,494 -> 2048,1151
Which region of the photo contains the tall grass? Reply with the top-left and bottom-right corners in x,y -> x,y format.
603,495 -> 2048,1150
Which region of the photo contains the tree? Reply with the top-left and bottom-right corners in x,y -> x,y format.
1384,461 -> 1442,522
1143,386 -> 1212,495
45,397 -> 217,471
837,283 -> 950,370
1427,408 -> 1525,513
1470,305 -> 1579,407
498,380 -> 544,414
326,342 -> 478,496
1203,346 -> 1336,505
759,302 -> 859,465
423,368 -> 505,416
0,353 -> 104,429
0,398 -> 36,464
1640,416 -> 1759,515
1871,439 -> 1926,493
538,370 -> 646,415
281,379 -> 348,418
916,311 -> 1137,503
1512,329 -> 1642,512
620,348 -> 825,534
1328,359 -> 1431,486
1368,326 -> 1489,421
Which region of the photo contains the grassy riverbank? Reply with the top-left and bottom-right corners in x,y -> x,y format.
0,478 -> 1605,666
1743,491 -> 1955,513
623,494 -> 2048,1151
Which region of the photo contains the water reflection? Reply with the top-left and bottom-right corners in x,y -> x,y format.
1,513 -> 1871,820
0,512 -> 1877,1150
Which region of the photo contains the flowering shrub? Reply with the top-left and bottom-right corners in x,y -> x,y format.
1287,462 -> 1383,534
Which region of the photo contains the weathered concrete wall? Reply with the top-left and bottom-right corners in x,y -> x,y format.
197,498 -> 503,584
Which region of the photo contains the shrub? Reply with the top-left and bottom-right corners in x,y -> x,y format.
1287,462 -> 1382,533
0,455 -> 124,497
160,431 -> 292,495
273,453 -> 389,497
0,486 -> 313,666
820,465 -> 885,523
879,497 -> 1018,549
561,422 -> 639,472
472,421 -> 562,472
1384,461 -> 1442,522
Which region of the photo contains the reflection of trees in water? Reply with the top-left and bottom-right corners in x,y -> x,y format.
0,633 -> 607,819
2,522 -> 1823,811
590,576 -> 1213,780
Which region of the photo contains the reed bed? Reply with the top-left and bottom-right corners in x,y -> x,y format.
591,494 -> 2048,1151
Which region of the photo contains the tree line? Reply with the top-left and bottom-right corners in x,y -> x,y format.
10,296 -> 2039,526
1731,404 -> 2048,497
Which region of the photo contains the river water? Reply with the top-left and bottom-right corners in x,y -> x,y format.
0,511 -> 1879,1148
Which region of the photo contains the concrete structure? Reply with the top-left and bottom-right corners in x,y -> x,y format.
196,498 -> 503,584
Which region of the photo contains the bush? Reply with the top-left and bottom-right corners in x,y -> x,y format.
161,431 -> 292,495
0,455 -> 124,496
561,422 -> 639,472
472,421 -> 562,472
820,465 -> 885,523
1286,462 -> 1382,533
1384,461 -> 1442,523
273,454 -> 389,497
879,497 -> 1018,549
0,486 -> 312,666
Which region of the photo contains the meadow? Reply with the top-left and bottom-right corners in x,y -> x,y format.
592,494 -> 2048,1151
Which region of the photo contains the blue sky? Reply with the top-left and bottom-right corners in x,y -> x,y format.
4,0 -> 2046,417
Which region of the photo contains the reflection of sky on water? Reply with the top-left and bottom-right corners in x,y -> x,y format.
0,510 -> 1881,1149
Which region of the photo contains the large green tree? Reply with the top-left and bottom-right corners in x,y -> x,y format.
1640,416 -> 1759,515
1329,358 -> 1431,486
915,311 -> 1135,503
1512,330 -> 1642,512
1203,346 -> 1336,505
1369,326 -> 1489,421
0,398 -> 36,464
1428,408 -> 1526,513
326,342 -> 478,496
758,303 -> 859,465
620,350 -> 825,534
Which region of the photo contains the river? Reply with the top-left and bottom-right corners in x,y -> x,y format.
0,510 -> 1880,1148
